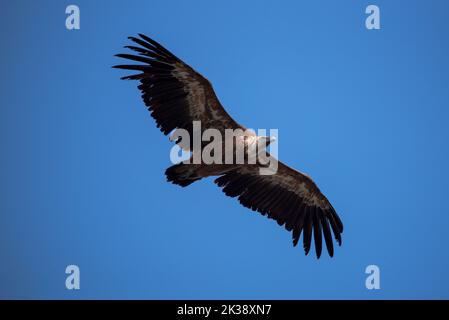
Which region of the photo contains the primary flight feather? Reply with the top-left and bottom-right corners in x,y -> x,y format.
114,34 -> 343,258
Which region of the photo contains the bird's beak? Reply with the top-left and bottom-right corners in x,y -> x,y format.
262,136 -> 276,147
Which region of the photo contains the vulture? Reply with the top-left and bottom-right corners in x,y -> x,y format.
114,34 -> 343,258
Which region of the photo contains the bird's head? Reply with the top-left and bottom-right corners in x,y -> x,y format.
258,136 -> 276,148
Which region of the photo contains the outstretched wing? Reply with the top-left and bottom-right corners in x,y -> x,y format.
214,160 -> 343,258
114,34 -> 244,142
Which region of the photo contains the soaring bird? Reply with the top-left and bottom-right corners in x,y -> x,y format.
114,34 -> 343,258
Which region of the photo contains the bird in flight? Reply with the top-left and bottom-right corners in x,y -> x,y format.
114,34 -> 343,258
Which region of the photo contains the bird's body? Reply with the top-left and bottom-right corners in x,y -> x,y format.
114,34 -> 343,258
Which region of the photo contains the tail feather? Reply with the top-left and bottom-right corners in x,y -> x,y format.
165,163 -> 201,187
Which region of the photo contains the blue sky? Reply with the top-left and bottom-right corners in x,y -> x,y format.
1,0 -> 449,299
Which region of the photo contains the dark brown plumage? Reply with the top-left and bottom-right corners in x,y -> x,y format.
114,34 -> 343,258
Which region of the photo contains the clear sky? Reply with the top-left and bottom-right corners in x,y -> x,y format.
1,0 -> 449,299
